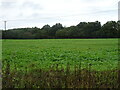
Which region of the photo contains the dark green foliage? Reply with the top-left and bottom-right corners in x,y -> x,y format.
2,62 -> 119,88
49,23 -> 63,38
2,21 -> 119,39
98,21 -> 118,38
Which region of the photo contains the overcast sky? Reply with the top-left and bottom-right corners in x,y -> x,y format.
0,0 -> 119,29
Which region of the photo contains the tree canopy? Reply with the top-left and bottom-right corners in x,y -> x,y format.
2,21 -> 119,39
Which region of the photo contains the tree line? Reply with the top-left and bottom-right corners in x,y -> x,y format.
2,21 -> 120,39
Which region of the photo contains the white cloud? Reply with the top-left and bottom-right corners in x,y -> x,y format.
0,0 -> 119,29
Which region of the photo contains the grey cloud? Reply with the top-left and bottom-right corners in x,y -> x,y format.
22,1 -> 43,10
80,0 -> 99,2
118,1 -> 120,20
0,1 -> 16,8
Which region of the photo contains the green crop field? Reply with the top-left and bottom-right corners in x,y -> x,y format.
2,39 -> 119,88
2,39 -> 118,71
